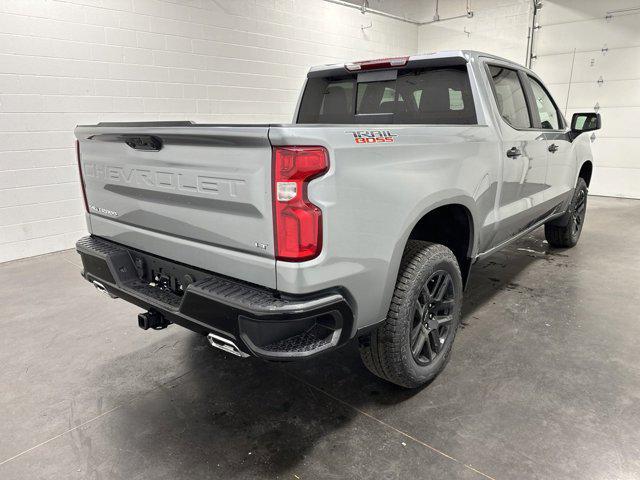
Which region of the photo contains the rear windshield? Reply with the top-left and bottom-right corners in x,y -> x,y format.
297,66 -> 476,125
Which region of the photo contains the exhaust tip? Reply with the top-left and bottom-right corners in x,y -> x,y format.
207,333 -> 249,358
92,280 -> 117,298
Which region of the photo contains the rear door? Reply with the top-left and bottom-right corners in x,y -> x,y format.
75,123 -> 277,288
484,63 -> 552,246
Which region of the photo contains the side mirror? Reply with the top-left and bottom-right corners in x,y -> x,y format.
571,112 -> 601,134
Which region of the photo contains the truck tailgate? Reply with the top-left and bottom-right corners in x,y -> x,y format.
75,123 -> 276,288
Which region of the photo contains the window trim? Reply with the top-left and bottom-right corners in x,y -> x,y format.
484,63 -> 535,131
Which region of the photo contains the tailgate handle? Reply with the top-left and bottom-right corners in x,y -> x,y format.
123,135 -> 163,151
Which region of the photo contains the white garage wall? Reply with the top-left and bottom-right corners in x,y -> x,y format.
341,0 -> 426,19
417,0 -> 533,64
532,0 -> 640,199
0,0 -> 417,263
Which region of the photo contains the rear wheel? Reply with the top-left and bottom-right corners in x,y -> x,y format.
545,177 -> 588,248
359,240 -> 463,388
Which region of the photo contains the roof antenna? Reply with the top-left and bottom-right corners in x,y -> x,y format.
563,48 -> 576,117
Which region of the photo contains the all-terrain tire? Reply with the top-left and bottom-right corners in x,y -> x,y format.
545,177 -> 588,248
359,240 -> 463,388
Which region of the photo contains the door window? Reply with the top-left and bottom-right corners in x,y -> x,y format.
528,76 -> 560,130
487,65 -> 531,129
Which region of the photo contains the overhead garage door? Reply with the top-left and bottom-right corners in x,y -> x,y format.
532,0 -> 640,199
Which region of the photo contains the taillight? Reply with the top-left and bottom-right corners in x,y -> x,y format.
345,56 -> 409,71
76,140 -> 89,213
273,146 -> 329,261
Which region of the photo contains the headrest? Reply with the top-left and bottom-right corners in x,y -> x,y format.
321,85 -> 348,118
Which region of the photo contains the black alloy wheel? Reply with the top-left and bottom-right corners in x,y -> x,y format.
358,240 -> 463,388
545,177 -> 588,248
572,187 -> 587,236
410,270 -> 456,366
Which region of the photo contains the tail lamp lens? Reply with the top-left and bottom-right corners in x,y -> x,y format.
76,140 -> 89,213
273,146 -> 329,261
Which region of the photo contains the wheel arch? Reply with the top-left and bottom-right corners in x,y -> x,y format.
406,203 -> 475,287
578,160 -> 593,187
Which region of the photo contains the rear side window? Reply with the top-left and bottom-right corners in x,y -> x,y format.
487,66 -> 531,129
297,66 -> 477,125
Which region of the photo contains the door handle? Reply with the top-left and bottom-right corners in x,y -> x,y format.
506,147 -> 522,158
548,143 -> 559,153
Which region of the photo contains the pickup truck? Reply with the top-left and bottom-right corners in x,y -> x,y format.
75,50 -> 600,388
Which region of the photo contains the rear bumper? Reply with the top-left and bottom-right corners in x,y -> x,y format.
76,235 -> 354,360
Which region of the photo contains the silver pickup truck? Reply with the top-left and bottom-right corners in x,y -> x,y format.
75,50 -> 600,388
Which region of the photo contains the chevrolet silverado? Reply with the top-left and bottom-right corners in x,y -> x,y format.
74,51 -> 600,387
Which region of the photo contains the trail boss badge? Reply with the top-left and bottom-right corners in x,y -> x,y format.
346,130 -> 398,144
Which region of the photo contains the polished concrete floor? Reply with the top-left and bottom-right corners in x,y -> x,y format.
1,196 -> 639,480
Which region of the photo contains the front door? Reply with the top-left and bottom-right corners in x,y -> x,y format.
525,74 -> 574,207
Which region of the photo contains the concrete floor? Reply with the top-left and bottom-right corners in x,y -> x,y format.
1,196 -> 639,480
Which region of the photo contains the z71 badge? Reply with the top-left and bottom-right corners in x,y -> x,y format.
346,130 -> 397,144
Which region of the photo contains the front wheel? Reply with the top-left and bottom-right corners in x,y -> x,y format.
359,240 -> 463,388
545,177 -> 588,248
